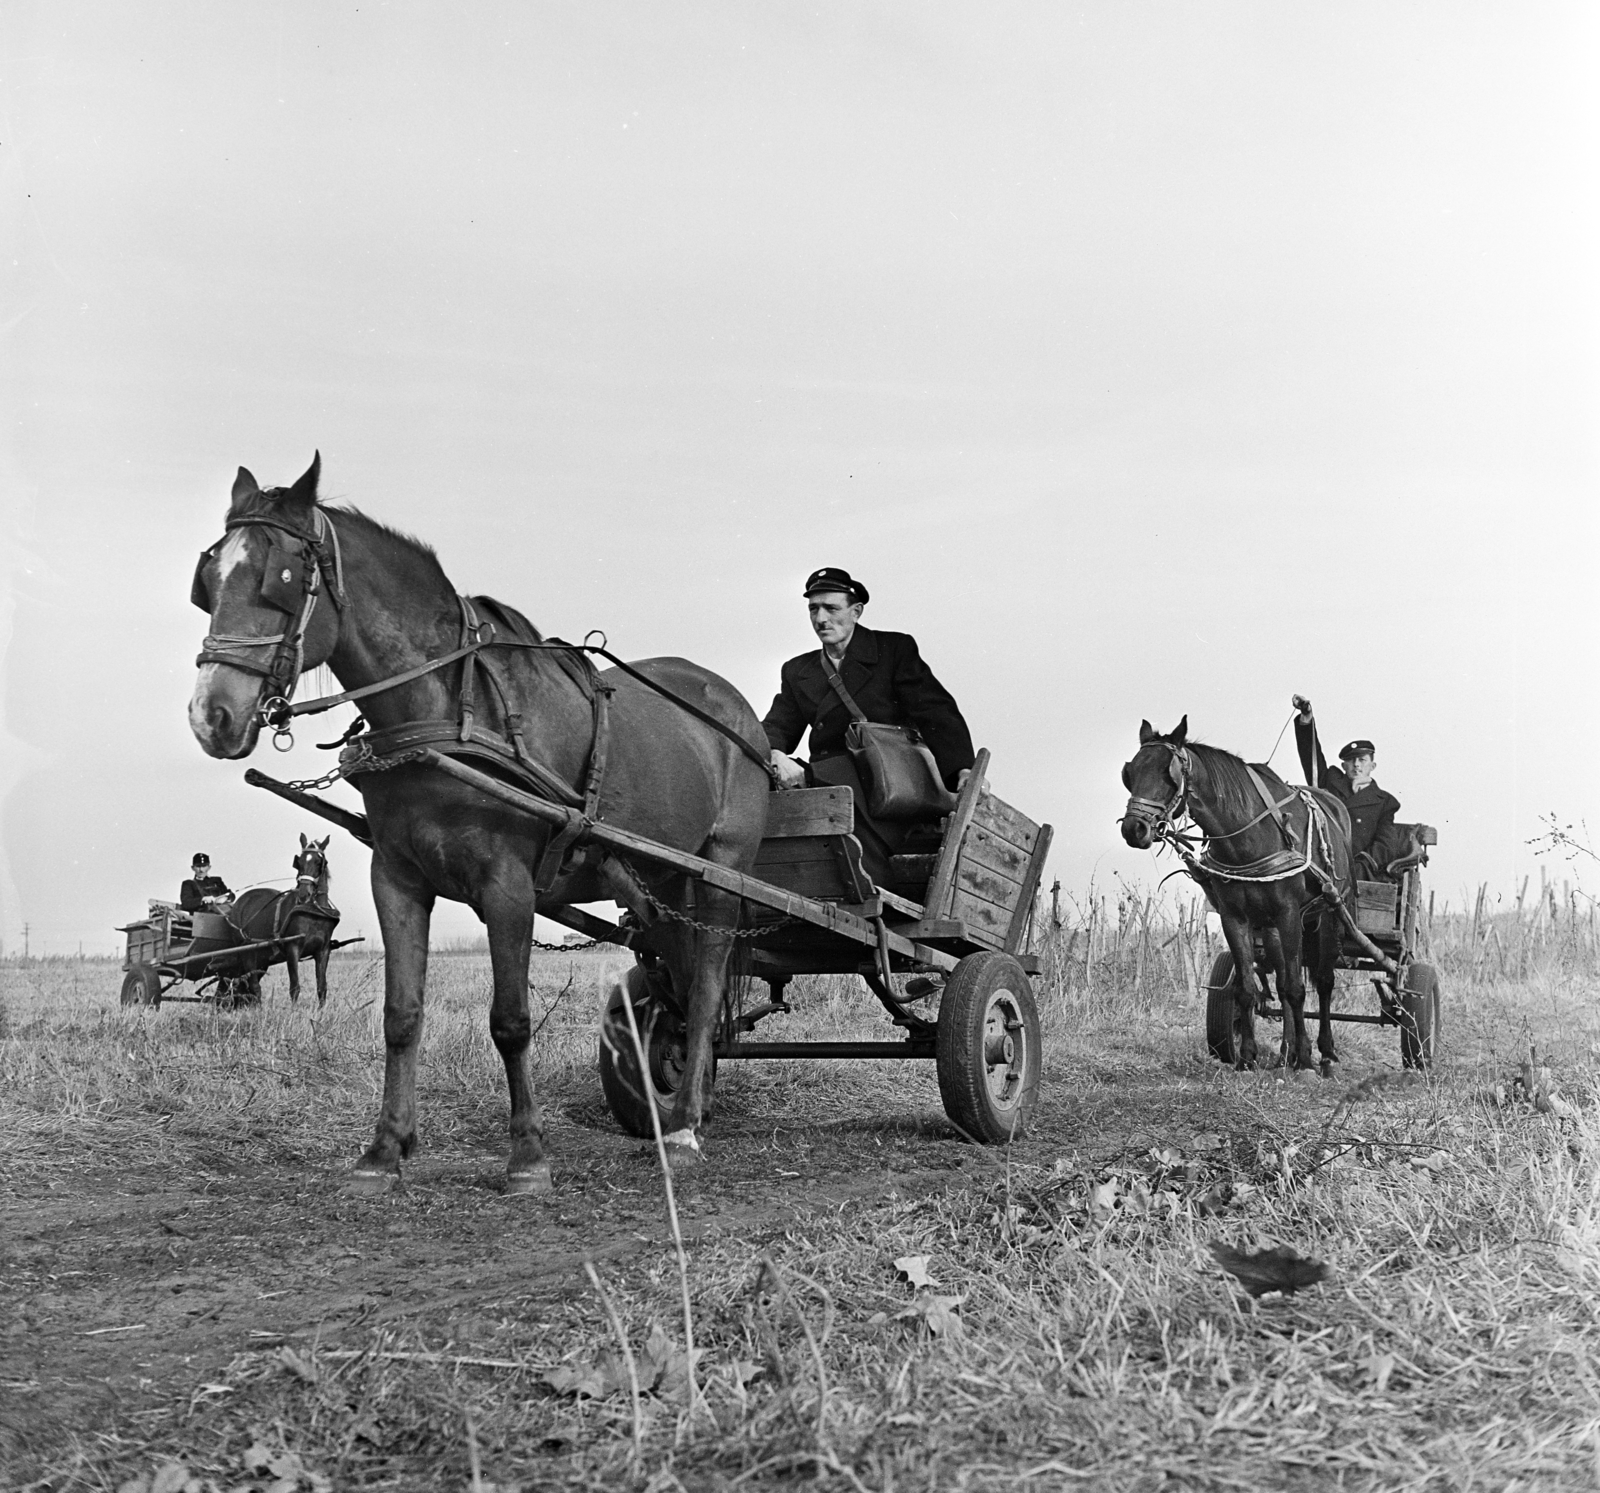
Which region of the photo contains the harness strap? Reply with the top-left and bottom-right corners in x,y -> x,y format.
1243,764 -> 1298,849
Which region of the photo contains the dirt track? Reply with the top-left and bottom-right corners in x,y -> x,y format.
2,1062 -> 1000,1474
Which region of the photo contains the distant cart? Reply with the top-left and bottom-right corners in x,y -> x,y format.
117,900 -> 362,1008
1202,824 -> 1441,1068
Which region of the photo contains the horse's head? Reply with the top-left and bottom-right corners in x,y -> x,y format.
293,833 -> 331,895
188,454 -> 343,758
1120,716 -> 1190,849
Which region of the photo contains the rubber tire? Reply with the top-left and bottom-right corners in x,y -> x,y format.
1205,951 -> 1237,1063
1399,962 -> 1441,1069
935,951 -> 1042,1144
121,964 -> 162,1009
598,965 -> 709,1139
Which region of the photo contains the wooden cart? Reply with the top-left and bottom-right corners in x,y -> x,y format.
1201,824 -> 1441,1068
249,745 -> 1054,1142
117,901 -> 361,1009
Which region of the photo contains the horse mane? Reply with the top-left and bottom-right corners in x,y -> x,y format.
1184,740 -> 1288,819
324,503 -> 448,580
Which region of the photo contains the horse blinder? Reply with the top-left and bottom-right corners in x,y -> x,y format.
190,547 -> 218,613
260,544 -> 310,614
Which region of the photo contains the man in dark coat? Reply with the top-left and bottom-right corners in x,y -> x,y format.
763,568 -> 975,879
1292,696 -> 1404,874
179,853 -> 233,913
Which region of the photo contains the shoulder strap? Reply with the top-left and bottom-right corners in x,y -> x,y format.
819,651 -> 869,726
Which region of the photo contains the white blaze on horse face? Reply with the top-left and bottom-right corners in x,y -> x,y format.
188,530 -> 270,757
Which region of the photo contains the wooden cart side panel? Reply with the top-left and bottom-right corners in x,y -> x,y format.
959,860 -> 1024,912
1355,880 -> 1399,938
753,833 -> 874,904
948,886 -> 1010,949
762,787 -> 854,838
960,825 -> 1033,882
970,794 -> 1041,856
922,747 -> 992,920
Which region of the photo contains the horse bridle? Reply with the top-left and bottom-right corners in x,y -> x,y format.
1123,743 -> 1193,835
193,508 -> 346,749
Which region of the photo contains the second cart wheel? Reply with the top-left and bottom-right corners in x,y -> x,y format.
1399,962 -> 1441,1069
120,964 -> 162,1009
598,964 -> 712,1138
1205,951 -> 1238,1063
935,951 -> 1042,1144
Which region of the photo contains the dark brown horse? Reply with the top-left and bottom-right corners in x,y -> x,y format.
188,455 -> 770,1193
1120,717 -> 1353,1074
227,834 -> 340,1006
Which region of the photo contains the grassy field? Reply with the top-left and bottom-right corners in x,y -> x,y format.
2,894 -> 1599,1491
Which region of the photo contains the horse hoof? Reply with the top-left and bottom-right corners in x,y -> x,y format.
345,1168 -> 398,1197
662,1132 -> 702,1172
506,1163 -> 553,1197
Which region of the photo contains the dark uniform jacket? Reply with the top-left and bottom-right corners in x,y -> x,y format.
1294,720 -> 1400,859
762,625 -> 976,790
179,875 -> 231,913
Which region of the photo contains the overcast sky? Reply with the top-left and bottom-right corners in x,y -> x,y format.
4,3 -> 1596,956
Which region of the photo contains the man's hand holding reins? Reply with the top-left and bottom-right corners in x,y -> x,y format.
770,750 -> 807,790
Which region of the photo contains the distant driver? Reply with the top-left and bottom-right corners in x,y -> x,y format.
179,853 -> 233,913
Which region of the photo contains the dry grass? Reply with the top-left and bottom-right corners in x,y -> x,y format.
3,899 -> 1600,1491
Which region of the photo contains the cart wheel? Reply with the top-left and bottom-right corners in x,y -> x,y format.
598,965 -> 707,1138
935,951 -> 1041,1144
120,964 -> 162,1009
1399,962 -> 1441,1069
1204,951 -> 1238,1063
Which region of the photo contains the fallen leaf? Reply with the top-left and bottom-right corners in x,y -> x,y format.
656,1343 -> 706,1405
1190,1133 -> 1226,1151
894,1255 -> 936,1289
1091,1179 -> 1120,1213
115,1478 -> 150,1493
1408,1150 -> 1452,1174
1208,1240 -> 1330,1297
242,1444 -> 275,1475
894,1293 -> 965,1337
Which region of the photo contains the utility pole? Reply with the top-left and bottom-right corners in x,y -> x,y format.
22,923 -> 30,960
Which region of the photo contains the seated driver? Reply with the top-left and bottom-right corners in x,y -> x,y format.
179,852 -> 234,913
762,568 -> 975,882
1292,695 -> 1404,875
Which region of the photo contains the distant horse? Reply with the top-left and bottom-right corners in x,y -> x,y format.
187,454 -> 770,1193
227,834 -> 340,1006
1120,717 -> 1353,1074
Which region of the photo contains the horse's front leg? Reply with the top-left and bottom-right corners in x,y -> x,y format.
661,885 -> 738,1168
351,856 -> 433,1193
285,943 -> 302,1005
1273,902 -> 1314,1072
314,937 -> 332,1009
1219,912 -> 1262,1070
482,870 -> 551,1196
